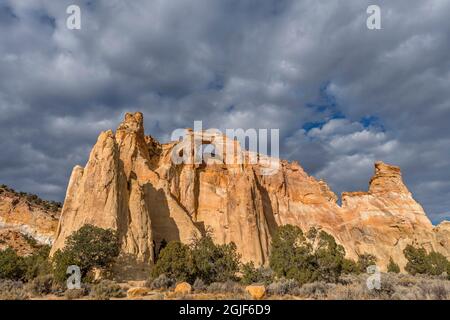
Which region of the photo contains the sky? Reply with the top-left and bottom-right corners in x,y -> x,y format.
0,0 -> 449,224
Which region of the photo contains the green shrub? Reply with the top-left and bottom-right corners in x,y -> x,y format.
427,252 -> 448,276
52,249 -> 78,283
269,225 -> 348,284
357,254 -> 377,273
190,233 -> 240,284
0,244 -> 52,282
314,230 -> 346,283
240,262 -> 274,285
269,225 -> 315,284
403,245 -> 429,276
404,245 -> 429,275
64,225 -> 120,273
404,245 -> 431,275
24,245 -> 52,281
342,258 -> 360,274
151,241 -> 192,282
0,248 -> 26,280
240,262 -> 259,285
447,262 -> 450,280
151,233 -> 241,284
403,245 -> 450,277
52,225 -> 120,283
23,234 -> 39,248
387,257 -> 400,273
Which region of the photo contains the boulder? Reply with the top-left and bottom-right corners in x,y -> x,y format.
174,282 -> 192,295
246,285 -> 266,300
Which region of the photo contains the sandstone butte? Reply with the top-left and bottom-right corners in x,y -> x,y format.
44,112 -> 449,272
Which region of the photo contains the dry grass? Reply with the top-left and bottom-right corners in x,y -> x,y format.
90,280 -> 126,300
287,273 -> 450,300
1,273 -> 448,300
207,280 -> 245,295
0,280 -> 29,300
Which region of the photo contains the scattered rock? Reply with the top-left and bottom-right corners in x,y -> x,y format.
174,282 -> 192,295
127,287 -> 150,298
246,285 -> 266,300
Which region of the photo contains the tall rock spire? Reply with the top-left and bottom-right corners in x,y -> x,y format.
51,113 -> 203,268
51,130 -> 126,256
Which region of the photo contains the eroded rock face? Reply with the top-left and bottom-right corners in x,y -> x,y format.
51,112 -> 450,270
0,187 -> 59,245
50,113 -> 201,263
339,162 -> 446,268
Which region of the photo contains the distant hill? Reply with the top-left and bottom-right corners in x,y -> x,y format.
0,184 -> 61,251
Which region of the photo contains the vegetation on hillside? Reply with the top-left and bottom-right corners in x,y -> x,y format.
403,245 -> 450,278
0,245 -> 52,282
0,184 -> 62,212
387,257 -> 401,274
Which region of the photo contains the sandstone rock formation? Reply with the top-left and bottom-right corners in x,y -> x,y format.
174,282 -> 192,295
51,112 -> 201,263
245,285 -> 266,300
0,186 -> 60,245
50,112 -> 450,271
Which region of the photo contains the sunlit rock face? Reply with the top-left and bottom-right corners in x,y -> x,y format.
0,187 -> 59,245
50,112 -> 450,270
50,113 -> 201,263
339,162 -> 444,269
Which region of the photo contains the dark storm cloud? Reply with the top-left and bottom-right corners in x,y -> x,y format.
0,0 -> 449,223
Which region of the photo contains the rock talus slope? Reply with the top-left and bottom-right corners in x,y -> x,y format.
51,112 -> 450,270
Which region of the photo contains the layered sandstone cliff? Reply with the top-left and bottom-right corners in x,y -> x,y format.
0,186 -> 60,245
50,112 -> 450,270
50,113 -> 201,263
